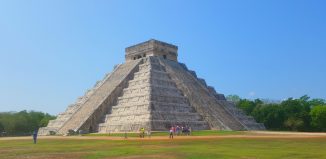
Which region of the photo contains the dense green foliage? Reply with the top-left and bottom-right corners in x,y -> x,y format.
227,95 -> 326,132
311,106 -> 326,131
0,110 -> 56,136
1,94 -> 325,136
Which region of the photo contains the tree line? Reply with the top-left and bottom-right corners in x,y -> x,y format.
0,110 -> 56,136
1,95 -> 325,136
227,95 -> 326,132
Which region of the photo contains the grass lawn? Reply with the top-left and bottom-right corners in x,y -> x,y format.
1,131 -> 326,159
82,130 -> 244,137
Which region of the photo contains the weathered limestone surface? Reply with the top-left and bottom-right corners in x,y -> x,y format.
220,100 -> 265,130
39,59 -> 141,135
39,39 -> 264,135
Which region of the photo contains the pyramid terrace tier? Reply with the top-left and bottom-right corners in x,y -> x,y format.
121,86 -> 184,98
150,120 -> 209,130
98,121 -> 151,132
111,101 -> 194,111
218,100 -> 266,130
127,80 -> 177,90
117,94 -> 189,105
98,120 -> 208,132
133,70 -> 170,80
128,77 -> 177,88
45,104 -> 82,128
104,111 -> 203,122
108,105 -> 196,118
104,113 -> 150,123
122,84 -> 182,96
138,62 -> 165,72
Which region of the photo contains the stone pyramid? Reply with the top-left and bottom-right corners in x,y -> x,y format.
39,39 -> 264,135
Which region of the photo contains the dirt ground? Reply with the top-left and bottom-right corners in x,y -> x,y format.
1,131 -> 326,141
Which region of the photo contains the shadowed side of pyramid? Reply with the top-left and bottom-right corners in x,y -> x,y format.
160,58 -> 265,130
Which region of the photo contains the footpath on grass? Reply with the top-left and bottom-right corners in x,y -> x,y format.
1,131 -> 326,141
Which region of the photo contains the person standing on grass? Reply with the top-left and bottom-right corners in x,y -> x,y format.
146,129 -> 151,138
169,127 -> 174,139
176,125 -> 180,136
124,131 -> 128,139
139,128 -> 142,138
32,129 -> 38,144
140,127 -> 145,138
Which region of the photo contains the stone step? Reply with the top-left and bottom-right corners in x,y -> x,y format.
122,85 -> 179,95
117,94 -> 150,104
104,112 -> 203,124
111,101 -> 191,109
117,94 -> 188,105
139,62 -> 163,68
98,120 -> 209,132
126,83 -> 178,91
139,64 -> 164,72
121,89 -> 183,99
161,58 -> 247,131
54,59 -> 142,134
98,121 -> 151,133
134,71 -> 170,80
118,93 -> 187,104
96,56 -> 210,133
105,114 -> 150,123
219,101 -> 265,130
128,77 -> 174,86
105,111 -> 202,118
134,69 -> 168,76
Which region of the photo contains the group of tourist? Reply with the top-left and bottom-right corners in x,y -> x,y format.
138,125 -> 192,139
169,125 -> 192,139
138,127 -> 151,138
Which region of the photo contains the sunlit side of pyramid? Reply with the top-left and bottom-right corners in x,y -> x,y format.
39,39 -> 265,135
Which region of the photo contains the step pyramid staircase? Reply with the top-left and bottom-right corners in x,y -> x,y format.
98,57 -> 209,132
39,39 -> 264,135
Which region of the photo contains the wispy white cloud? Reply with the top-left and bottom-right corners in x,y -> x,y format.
249,91 -> 256,97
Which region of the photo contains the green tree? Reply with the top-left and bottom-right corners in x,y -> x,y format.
310,105 -> 326,131
252,104 -> 285,130
39,114 -> 56,127
284,117 -> 304,131
0,122 -> 4,132
309,98 -> 325,107
226,95 -> 241,104
280,97 -> 311,131
0,110 -> 56,136
237,99 -> 256,115
235,95 -> 326,132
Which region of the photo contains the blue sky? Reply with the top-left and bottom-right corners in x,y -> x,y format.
0,0 -> 325,115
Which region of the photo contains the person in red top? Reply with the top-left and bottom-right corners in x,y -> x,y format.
169,127 -> 174,139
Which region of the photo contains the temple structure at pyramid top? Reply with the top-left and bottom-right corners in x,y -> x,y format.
125,39 -> 178,62
38,39 -> 265,135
